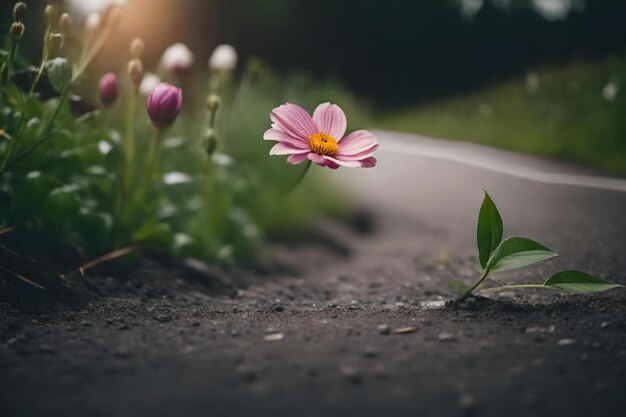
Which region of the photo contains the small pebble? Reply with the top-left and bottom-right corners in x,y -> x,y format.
339,366 -> 363,384
38,344 -> 56,355
393,326 -> 417,335
458,393 -> 476,414
362,347 -> 379,358
272,304 -> 285,312
438,332 -> 457,342
236,365 -> 258,383
155,313 -> 173,323
180,345 -> 195,354
264,333 -> 284,342
525,325 -> 555,334
114,348 -> 132,359
5,337 -> 20,347
377,324 -> 391,335
557,338 -> 577,347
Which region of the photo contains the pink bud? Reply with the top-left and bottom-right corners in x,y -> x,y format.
147,83 -> 183,130
98,72 -> 118,107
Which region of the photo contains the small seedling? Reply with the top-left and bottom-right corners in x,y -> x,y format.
455,190 -> 623,300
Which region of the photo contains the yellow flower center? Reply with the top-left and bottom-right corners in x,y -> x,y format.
309,132 -> 338,156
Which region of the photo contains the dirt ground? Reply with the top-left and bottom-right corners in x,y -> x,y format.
1,204 -> 625,417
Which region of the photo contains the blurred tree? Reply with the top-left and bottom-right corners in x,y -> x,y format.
2,0 -> 625,106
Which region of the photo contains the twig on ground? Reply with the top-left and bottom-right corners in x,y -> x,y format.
0,226 -> 16,236
78,244 -> 139,277
0,265 -> 45,289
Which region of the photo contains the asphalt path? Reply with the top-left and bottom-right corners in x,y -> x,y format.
341,131 -> 626,275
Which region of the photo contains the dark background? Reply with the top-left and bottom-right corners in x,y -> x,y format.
3,0 -> 626,106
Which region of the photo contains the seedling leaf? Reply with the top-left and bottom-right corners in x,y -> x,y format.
544,270 -> 623,294
490,237 -> 557,271
477,191 -> 503,269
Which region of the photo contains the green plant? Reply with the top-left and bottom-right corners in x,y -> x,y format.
379,56 -> 626,173
455,191 -> 623,300
0,1 -> 360,283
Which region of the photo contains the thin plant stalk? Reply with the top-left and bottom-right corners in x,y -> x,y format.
204,106 -> 219,237
5,38 -> 18,83
123,88 -> 137,199
28,25 -> 52,98
6,84 -> 71,169
286,160 -> 312,196
481,284 -> 559,292
458,263 -> 492,301
145,129 -> 163,185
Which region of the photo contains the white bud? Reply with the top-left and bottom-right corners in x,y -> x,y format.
139,72 -> 161,95
59,13 -> 72,35
161,43 -> 194,74
84,13 -> 101,35
209,44 -> 238,72
127,58 -> 144,86
130,38 -> 145,59
66,0 -> 127,15
602,81 -> 618,102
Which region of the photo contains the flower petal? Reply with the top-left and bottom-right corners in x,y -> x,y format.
271,103 -> 317,141
287,153 -> 309,165
313,102 -> 347,140
322,155 -> 362,168
308,153 -> 339,169
337,130 -> 378,155
263,128 -> 310,149
336,144 -> 379,161
360,157 -> 377,168
269,142 -> 309,156
308,153 -> 327,166
324,160 -> 340,170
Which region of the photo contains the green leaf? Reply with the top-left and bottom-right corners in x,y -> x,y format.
544,270 -> 623,294
133,222 -> 174,248
477,190 -> 503,269
42,186 -> 81,227
490,237 -> 557,271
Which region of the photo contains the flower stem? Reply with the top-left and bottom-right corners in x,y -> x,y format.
123,89 -> 137,198
144,129 -> 163,190
287,160 -> 312,195
6,84 -> 71,169
28,26 -> 51,98
123,129 -> 162,226
4,38 -> 18,84
204,154 -> 217,236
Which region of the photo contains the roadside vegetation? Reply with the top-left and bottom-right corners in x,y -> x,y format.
379,55 -> 626,174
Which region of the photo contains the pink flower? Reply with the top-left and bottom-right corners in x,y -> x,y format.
264,103 -> 378,169
98,72 -> 118,107
146,83 -> 183,130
